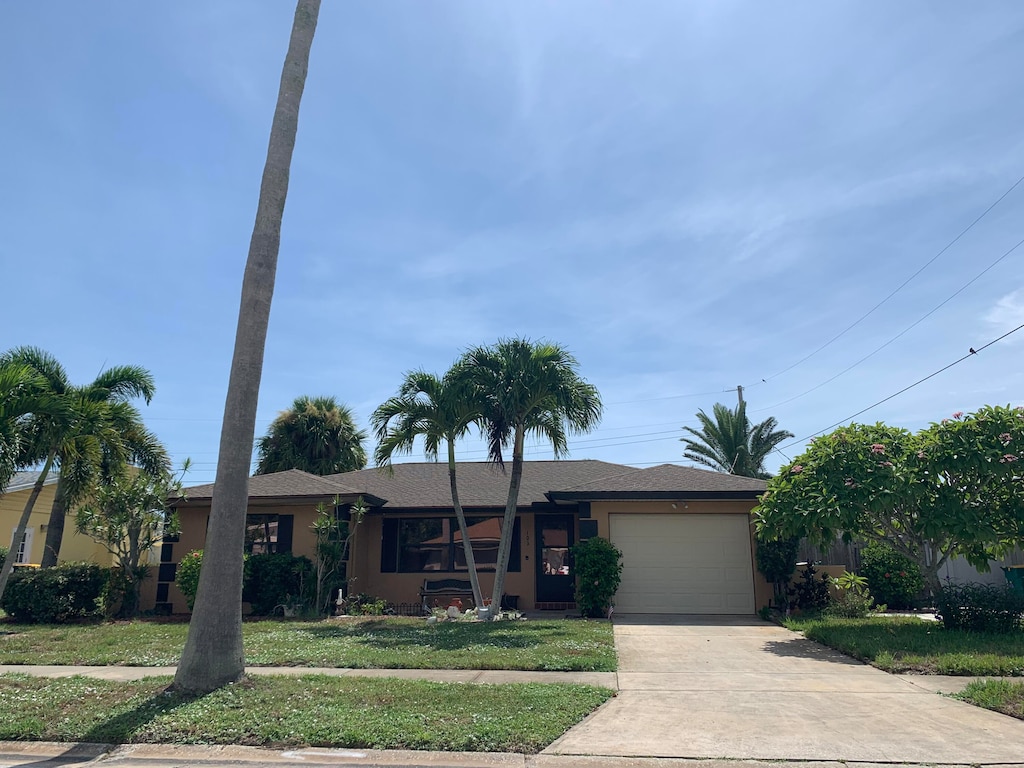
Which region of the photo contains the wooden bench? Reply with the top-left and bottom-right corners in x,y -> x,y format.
420,578 -> 475,610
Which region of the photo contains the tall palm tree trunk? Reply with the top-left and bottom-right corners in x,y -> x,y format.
448,441 -> 483,608
0,449 -> 56,602
40,475 -> 71,567
489,428 -> 525,613
174,0 -> 320,694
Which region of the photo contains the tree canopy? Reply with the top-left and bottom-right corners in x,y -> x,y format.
754,405 -> 1024,594
255,395 -> 367,476
682,401 -> 792,479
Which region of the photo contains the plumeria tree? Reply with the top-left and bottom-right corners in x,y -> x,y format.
755,406 -> 1024,596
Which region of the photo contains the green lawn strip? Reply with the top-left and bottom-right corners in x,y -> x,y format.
954,679 -> 1024,720
0,618 -> 616,671
784,616 -> 1024,675
0,673 -> 612,753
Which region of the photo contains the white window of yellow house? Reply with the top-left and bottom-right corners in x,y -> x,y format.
9,527 -> 34,564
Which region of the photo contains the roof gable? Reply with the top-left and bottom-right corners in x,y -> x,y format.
180,469 -> 365,503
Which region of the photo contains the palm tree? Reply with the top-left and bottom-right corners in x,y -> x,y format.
458,339 -> 602,614
0,360 -> 69,603
681,401 -> 792,479
0,347 -> 167,568
174,0 -> 321,694
371,370 -> 485,608
256,395 -> 367,476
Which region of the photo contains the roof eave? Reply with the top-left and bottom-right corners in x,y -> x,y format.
546,490 -> 765,502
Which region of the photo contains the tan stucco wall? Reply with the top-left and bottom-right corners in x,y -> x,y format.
350,512 -> 538,610
589,499 -> 773,612
143,501 -> 326,614
0,484 -> 113,566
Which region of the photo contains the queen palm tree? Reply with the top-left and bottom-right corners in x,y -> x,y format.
371,370 -> 485,608
174,0 -> 321,694
256,395 -> 367,476
458,339 -> 602,614
0,347 -> 167,568
681,401 -> 792,479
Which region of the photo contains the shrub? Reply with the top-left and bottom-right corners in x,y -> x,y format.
756,537 -> 799,609
825,571 -> 875,618
175,550 -> 204,610
860,543 -> 924,609
572,537 -> 623,618
243,552 -> 314,616
345,593 -> 387,615
788,562 -> 831,612
937,582 -> 1024,633
0,563 -> 106,623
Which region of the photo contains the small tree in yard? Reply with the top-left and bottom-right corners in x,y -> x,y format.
75,463 -> 187,618
755,536 -> 799,610
572,537 -> 622,618
311,496 -> 366,615
755,406 -> 1024,597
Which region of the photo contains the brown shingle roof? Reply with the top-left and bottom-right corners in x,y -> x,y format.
325,460 -> 632,509
549,463 -> 767,498
180,469 -> 365,503
177,461 -> 766,508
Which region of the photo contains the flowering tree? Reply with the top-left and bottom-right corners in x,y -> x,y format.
754,406 -> 1024,596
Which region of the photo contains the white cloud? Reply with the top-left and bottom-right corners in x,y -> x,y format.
985,290 -> 1024,343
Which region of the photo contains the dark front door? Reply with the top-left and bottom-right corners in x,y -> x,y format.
535,514 -> 575,603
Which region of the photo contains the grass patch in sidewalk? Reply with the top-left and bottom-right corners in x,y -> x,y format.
955,679 -> 1024,720
784,615 -> 1024,676
0,617 -> 616,671
0,673 -> 614,753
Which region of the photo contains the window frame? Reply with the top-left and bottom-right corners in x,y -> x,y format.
381,514 -> 521,574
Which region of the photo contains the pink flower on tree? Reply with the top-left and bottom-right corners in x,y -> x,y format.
1000,454 -> 1019,464
952,411 -> 964,420
917,450 -> 926,459
791,465 -> 804,474
870,444 -> 885,454
879,461 -> 894,468
1000,433 -> 1012,446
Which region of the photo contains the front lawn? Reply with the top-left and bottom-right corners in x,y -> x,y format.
784,615 -> 1024,676
955,679 -> 1024,720
0,617 -> 616,671
0,673 -> 614,752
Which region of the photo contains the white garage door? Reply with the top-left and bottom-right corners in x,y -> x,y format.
609,513 -> 755,614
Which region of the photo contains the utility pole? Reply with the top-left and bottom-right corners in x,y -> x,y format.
736,385 -> 744,406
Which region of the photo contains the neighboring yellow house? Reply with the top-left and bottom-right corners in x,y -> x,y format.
1,471 -> 113,566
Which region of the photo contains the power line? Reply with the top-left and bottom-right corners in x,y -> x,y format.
778,320 -> 1024,452
751,171 -> 1024,387
753,233 -> 1024,414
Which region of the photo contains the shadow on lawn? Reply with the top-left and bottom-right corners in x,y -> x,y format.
13,684 -> 207,767
302,619 -> 568,651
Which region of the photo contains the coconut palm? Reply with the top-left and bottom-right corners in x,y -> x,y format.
681,402 -> 792,479
0,347 -> 167,568
174,0 -> 321,694
458,338 -> 602,614
256,395 -> 367,476
371,370 -> 485,608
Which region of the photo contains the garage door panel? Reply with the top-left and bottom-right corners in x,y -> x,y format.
609,513 -> 754,615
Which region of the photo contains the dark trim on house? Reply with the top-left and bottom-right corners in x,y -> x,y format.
546,490 -> 765,502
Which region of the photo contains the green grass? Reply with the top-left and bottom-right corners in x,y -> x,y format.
955,679 -> 1024,720
0,673 -> 614,752
0,617 -> 616,671
784,615 -> 1024,675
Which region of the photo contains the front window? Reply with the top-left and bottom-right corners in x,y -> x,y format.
382,516 -> 520,573
245,514 -> 279,555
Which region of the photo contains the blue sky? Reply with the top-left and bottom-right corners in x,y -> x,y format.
3,2 -> 1024,485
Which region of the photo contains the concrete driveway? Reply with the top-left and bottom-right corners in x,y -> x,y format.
544,614 -> 1024,763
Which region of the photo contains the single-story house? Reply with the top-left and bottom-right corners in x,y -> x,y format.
144,460 -> 772,615
1,471 -> 114,567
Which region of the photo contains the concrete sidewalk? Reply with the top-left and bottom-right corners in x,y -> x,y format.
0,741 -> 1012,768
0,664 -> 616,687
